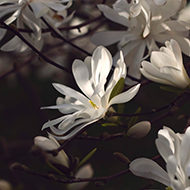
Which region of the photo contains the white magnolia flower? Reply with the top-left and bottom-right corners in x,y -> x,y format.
42,46 -> 140,140
178,3 -> 190,26
34,135 -> 70,168
0,0 -> 72,52
68,164 -> 93,190
140,39 -> 190,89
130,126 -> 190,190
92,0 -> 190,85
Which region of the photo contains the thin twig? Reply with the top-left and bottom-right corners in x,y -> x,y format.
41,17 -> 91,56
0,20 -> 71,74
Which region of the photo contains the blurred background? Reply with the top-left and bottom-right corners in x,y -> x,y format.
0,0 -> 190,189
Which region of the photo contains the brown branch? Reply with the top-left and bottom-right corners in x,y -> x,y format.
11,162 -> 130,184
112,91 -> 190,117
0,20 -> 71,74
41,17 -> 91,56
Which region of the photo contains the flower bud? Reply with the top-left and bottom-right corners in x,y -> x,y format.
127,121 -> 151,139
34,135 -> 69,168
0,180 -> 12,190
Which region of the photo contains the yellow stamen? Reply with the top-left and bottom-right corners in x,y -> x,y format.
89,100 -> 99,110
166,187 -> 173,190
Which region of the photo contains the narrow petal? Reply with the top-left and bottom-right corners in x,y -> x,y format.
52,83 -> 90,106
108,84 -> 140,106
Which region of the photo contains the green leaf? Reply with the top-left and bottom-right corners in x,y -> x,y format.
47,161 -> 64,175
127,107 -> 141,129
102,123 -> 119,127
160,86 -> 185,94
75,148 -> 97,171
109,78 -> 125,101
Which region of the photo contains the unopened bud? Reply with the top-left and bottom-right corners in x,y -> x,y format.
100,132 -> 110,141
114,152 -> 131,164
0,180 -> 12,190
10,162 -> 29,172
127,121 -> 151,139
48,173 -> 58,181
95,181 -> 106,187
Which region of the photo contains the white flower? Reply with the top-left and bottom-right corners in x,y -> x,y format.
0,0 -> 72,52
91,0 -> 190,85
34,135 -> 70,168
140,39 -> 190,89
68,164 -> 93,190
42,46 -> 140,140
130,126 -> 190,190
178,3 -> 190,25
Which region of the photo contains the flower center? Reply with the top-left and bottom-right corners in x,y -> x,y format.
89,100 -> 99,110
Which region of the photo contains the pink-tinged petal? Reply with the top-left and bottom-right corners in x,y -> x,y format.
91,31 -> 127,46
97,4 -> 129,27
130,158 -> 170,187
72,59 -> 94,98
108,84 -> 140,106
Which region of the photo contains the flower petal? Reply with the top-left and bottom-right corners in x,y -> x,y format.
130,158 -> 170,187
108,84 -> 140,106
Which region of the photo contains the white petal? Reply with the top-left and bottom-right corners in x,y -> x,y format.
29,2 -> 49,19
1,36 -> 21,51
42,115 -> 67,130
97,4 -> 129,27
52,83 -> 90,106
166,155 -> 177,180
130,158 -> 170,187
72,59 -> 94,98
68,164 -> 93,190
180,127 -> 190,170
108,84 -> 140,106
34,135 -> 69,167
154,0 -> 167,6
91,46 -> 112,88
